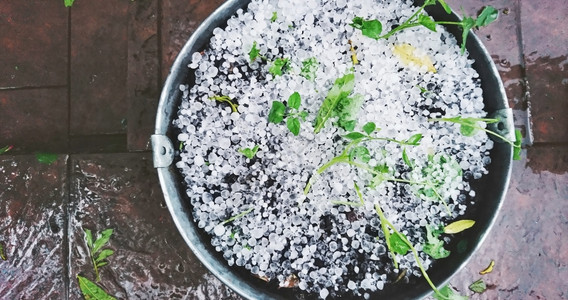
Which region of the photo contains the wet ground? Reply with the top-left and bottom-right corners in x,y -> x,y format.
0,0 -> 566,299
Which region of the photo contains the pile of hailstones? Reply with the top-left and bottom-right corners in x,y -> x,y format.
174,0 -> 493,299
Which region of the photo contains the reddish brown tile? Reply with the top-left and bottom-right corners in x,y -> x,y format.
0,155 -> 67,299
70,0 -> 130,136
160,0 -> 225,80
449,150 -> 568,299
526,145 -> 568,174
0,1 -> 67,88
68,153 -> 240,299
521,0 -> 568,143
126,0 -> 160,151
0,88 -> 68,153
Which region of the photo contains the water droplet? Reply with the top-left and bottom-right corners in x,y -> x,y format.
499,59 -> 510,68
176,263 -> 185,273
503,8 -> 510,15
485,34 -> 491,41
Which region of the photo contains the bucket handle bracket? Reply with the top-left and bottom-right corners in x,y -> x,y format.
151,134 -> 175,168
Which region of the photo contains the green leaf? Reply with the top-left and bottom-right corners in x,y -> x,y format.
344,132 -> 366,140
84,229 -> 94,250
349,146 -> 371,163
460,17 -> 476,54
209,95 -> 238,112
459,119 -> 478,136
406,133 -> 423,145
36,153 -> 58,164
362,122 -> 376,135
402,148 -> 413,168
249,41 -> 260,62
96,261 -> 108,268
334,94 -> 363,131
513,129 -> 522,160
270,11 -> 277,22
239,145 -> 260,159
0,145 -> 13,155
287,117 -> 301,136
64,0 -> 75,7
268,101 -> 286,123
95,249 -> 114,263
287,92 -> 301,110
350,17 -> 382,40
269,58 -> 289,76
476,6 -> 499,27
314,73 -> 355,133
423,225 -> 451,259
438,0 -> 452,14
299,111 -> 309,121
389,232 -> 411,255
434,285 -> 468,300
374,163 -> 389,174
418,14 -> 437,32
77,275 -> 117,300
300,57 -> 318,80
444,220 -> 475,234
92,229 -> 113,255
469,279 -> 487,293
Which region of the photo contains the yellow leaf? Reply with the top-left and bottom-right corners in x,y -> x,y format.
392,43 -> 436,73
444,219 -> 475,234
479,260 -> 495,275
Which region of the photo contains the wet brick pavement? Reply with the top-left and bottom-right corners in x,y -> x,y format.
0,0 -> 566,299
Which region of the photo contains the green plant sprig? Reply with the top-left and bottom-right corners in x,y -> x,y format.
221,207 -> 254,225
239,145 -> 260,159
350,1 -> 498,54
84,228 -> 114,282
268,92 -> 308,136
0,145 -> 13,155
428,116 -> 522,160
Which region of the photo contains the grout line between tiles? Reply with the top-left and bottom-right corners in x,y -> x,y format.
63,6 -> 73,299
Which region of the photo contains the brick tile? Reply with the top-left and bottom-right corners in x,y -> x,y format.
70,0 -> 130,136
0,1 -> 67,88
68,153 -> 240,299
0,88 -> 68,153
521,0 -> 568,143
127,0 -> 160,151
526,145 -> 568,174
160,0 -> 225,80
0,155 -> 67,299
449,150 -> 568,298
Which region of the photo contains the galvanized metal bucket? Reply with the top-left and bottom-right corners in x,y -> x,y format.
152,1 -> 513,299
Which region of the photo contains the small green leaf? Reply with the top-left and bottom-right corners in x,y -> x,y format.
362,122 -> 376,135
479,260 -> 495,275
92,229 -> 113,254
299,111 -> 309,121
418,14 -> 437,32
423,225 -> 451,259
95,249 -> 114,263
434,285 -> 468,300
314,73 -> 355,133
444,220 -> 475,234
350,17 -> 382,40
459,119 -> 478,136
349,146 -> 371,163
374,164 -> 389,174
96,261 -> 108,268
469,279 -> 487,293
77,275 -> 117,300
209,95 -> 238,112
268,101 -> 286,123
64,0 -> 75,7
438,0 -> 452,14
239,145 -> 260,159
406,133 -> 423,145
249,41 -> 260,62
476,6 -> 499,27
513,129 -> 522,160
36,153 -> 58,164
270,11 -> 277,22
300,57 -> 318,80
389,232 -> 411,255
460,17 -> 476,54
337,119 -> 357,132
288,92 -> 301,110
84,229 -> 94,250
0,145 -> 13,155
344,132 -> 366,140
269,58 -> 289,76
402,148 -> 413,168
287,117 -> 301,136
